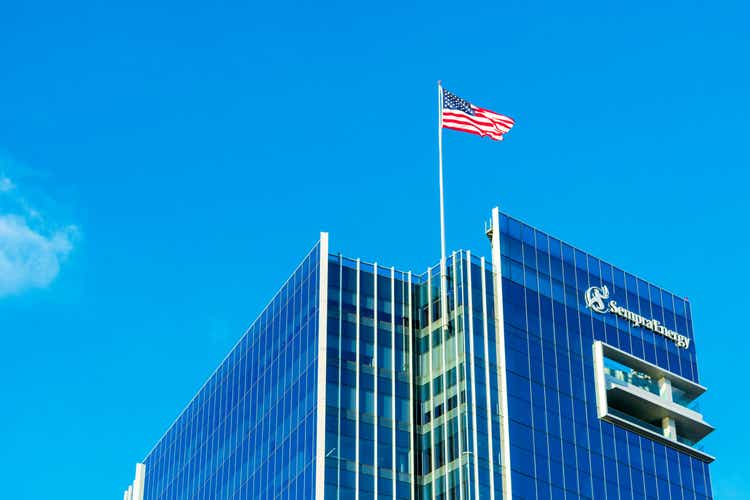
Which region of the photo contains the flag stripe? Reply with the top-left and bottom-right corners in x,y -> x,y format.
476,114 -> 514,128
443,113 -> 512,133
443,121 -> 505,140
441,88 -> 514,141
474,106 -> 515,124
444,110 -> 501,127
442,119 -> 510,136
444,118 -> 506,138
443,110 -> 510,128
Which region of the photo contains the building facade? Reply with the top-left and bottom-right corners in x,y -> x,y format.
124,208 -> 713,500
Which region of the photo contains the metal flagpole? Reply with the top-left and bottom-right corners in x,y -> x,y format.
438,81 -> 447,277
437,79 -> 453,497
437,80 -> 449,313
437,81 -> 448,320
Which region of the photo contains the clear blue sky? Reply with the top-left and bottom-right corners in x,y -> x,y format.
0,1 -> 747,498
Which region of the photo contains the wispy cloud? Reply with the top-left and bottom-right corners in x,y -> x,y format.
0,158 -> 78,297
0,176 -> 13,192
0,216 -> 77,296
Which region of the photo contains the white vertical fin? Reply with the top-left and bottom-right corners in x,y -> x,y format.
132,463 -> 145,500
374,263 -> 379,500
451,252 -> 465,500
355,259 -> 361,500
427,269 -> 437,500
480,257 -> 496,500
489,207 -> 513,499
592,341 -> 608,418
315,233 -> 330,499
391,267 -> 398,500
407,271 -> 415,500
465,252 -> 480,499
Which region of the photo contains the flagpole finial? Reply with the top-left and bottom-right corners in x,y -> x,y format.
438,80 -> 442,87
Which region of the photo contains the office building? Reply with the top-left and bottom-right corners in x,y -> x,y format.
123,208 -> 713,499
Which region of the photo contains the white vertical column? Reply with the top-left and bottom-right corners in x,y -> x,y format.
355,259 -> 361,500
465,252 -> 480,500
407,272 -> 416,500
427,270 -> 437,500
374,263 -> 379,500
315,233 -> 330,499
441,260 -> 452,498
459,255 -> 472,500
489,208 -> 513,500
391,267 -> 398,500
659,378 -> 677,440
132,463 -> 145,500
592,342 -> 608,418
451,252 -> 465,500
661,416 -> 677,440
480,258 -> 496,500
337,255 -> 344,498
658,377 -> 673,400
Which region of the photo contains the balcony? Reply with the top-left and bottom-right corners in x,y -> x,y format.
592,341 -> 714,463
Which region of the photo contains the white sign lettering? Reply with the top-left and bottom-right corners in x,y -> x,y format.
584,285 -> 691,349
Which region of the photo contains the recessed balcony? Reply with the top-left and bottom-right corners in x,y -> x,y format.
592,341 -> 714,463
606,383 -> 714,443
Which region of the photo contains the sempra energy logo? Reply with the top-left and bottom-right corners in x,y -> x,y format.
584,285 -> 691,349
584,285 -> 610,313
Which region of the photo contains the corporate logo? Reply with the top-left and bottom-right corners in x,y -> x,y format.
584,285 -> 610,313
584,285 -> 691,349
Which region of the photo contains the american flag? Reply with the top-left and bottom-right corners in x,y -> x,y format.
441,88 -> 514,141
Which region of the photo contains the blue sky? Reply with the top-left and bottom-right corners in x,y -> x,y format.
1,0 -> 748,498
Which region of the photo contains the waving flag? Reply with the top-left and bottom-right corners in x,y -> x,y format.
441,88 -> 514,141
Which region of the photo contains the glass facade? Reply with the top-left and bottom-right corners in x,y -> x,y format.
496,212 -> 713,500
322,257 -> 413,499
141,242 -> 322,499
322,252 -> 506,500
130,209 -> 713,500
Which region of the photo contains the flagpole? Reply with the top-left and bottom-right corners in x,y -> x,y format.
438,81 -> 446,273
437,81 -> 449,336
437,79 -> 454,497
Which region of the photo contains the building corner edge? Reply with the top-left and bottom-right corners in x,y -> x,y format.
123,463 -> 145,500
489,207 -> 513,499
315,232 -> 330,499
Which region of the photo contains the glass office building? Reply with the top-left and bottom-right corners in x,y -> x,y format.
123,208 -> 713,500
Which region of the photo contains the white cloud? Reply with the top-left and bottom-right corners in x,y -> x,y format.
0,166 -> 78,297
0,215 -> 77,297
0,176 -> 13,192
